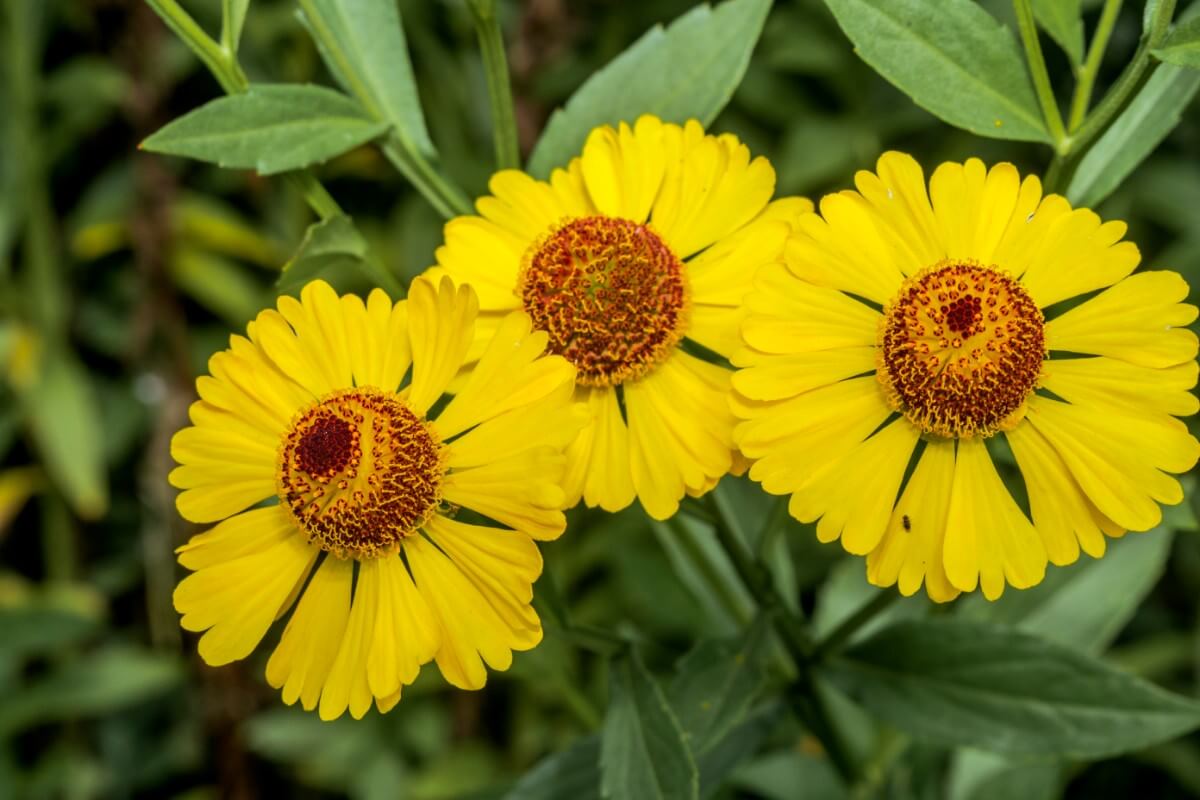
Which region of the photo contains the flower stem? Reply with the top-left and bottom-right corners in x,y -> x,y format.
813,588 -> 901,661
701,492 -> 863,781
467,0 -> 521,171
1014,0 -> 1068,151
1067,0 -> 1125,131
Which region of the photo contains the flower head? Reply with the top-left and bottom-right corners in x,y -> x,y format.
427,114 -> 811,519
733,153 -> 1200,601
171,277 -> 583,719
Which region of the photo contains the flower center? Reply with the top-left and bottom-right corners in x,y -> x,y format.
276,388 -> 443,559
519,215 -> 688,387
877,261 -> 1045,439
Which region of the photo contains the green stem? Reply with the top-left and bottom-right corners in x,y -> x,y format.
145,0 -> 350,223
813,589 -> 901,661
756,494 -> 790,558
467,0 -> 521,170
849,728 -> 909,800
661,516 -> 754,627
701,493 -> 859,782
1063,0 -> 1177,159
1067,0 -> 1124,131
381,140 -> 473,219
1014,0 -> 1068,150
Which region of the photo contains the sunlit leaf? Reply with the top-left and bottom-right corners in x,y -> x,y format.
1033,0 -> 1083,66
1153,15 -> 1200,67
821,0 -> 1050,142
278,214 -> 368,292
527,0 -> 773,177
297,0 -> 435,157
141,84 -> 390,176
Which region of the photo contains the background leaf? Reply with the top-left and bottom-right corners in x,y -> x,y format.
1066,63 -> 1200,206
527,0 -> 773,177
1154,15 -> 1200,67
601,649 -> 699,800
22,351 -> 107,519
278,214 -> 369,292
141,84 -> 389,176
826,619 -> 1200,758
820,0 -> 1050,142
1033,0 -> 1083,66
956,528 -> 1175,654
297,0 -> 436,157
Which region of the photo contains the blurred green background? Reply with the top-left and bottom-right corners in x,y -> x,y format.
1,0 -> 1199,798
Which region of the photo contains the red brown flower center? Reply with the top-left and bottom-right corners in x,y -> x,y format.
276,388 -> 443,559
519,215 -> 688,387
877,261 -> 1045,439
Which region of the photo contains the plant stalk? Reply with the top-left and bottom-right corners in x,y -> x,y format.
467,0 -> 521,170
1068,0 -> 1125,131
1014,0 -> 1069,150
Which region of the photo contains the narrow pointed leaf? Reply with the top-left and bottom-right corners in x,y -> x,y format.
602,649 -> 699,800
826,619 -> 1200,758
297,0 -> 435,157
1033,0 -> 1083,66
527,0 -> 772,177
142,84 -> 389,176
821,0 -> 1050,142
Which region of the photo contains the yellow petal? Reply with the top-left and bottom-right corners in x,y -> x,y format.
173,478 -> 277,524
572,386 -> 637,512
175,504 -> 297,570
406,276 -> 479,416
477,169 -> 582,242
436,311 -> 576,438
404,535 -> 540,691
319,567 -> 379,721
652,121 -> 775,258
174,531 -> 318,666
1006,422 -> 1110,563
580,116 -> 666,222
444,381 -> 585,468
732,346 -> 877,402
443,448 -> 568,540
785,201 -> 904,305
789,419 -> 919,555
1041,356 -> 1199,418
428,216 -> 525,311
943,439 -> 1046,600
742,262 -> 880,354
365,556 -> 440,699
341,289 -> 411,391
852,152 -> 943,274
1045,271 -> 1198,367
266,556 -> 353,711
866,439 -> 959,602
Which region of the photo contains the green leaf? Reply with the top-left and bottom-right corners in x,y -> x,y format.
1066,63 -> 1200,207
947,750 -> 1060,800
0,606 -> 98,659
652,517 -> 754,636
504,736 -> 601,800
297,0 -> 435,157
141,84 -> 390,176
821,0 -> 1050,142
1152,15 -> 1200,68
668,616 -> 769,755
957,528 -> 1174,654
221,0 -> 250,53
23,350 -> 107,519
168,246 -> 265,325
826,619 -> 1200,758
278,214 -> 369,292
527,0 -> 773,178
695,705 -> 784,799
602,649 -> 699,800
0,646 -> 181,734
732,748 -> 846,800
1033,0 -> 1083,65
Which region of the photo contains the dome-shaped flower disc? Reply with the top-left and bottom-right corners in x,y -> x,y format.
170,277 -> 584,719
732,153 -> 1200,601
425,114 -> 813,520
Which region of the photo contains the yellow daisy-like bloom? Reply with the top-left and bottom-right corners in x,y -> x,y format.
733,152 -> 1200,601
170,277 -> 583,719
426,114 -> 812,519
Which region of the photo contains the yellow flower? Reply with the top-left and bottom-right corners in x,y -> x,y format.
426,114 -> 812,519
170,277 -> 583,719
733,152 -> 1200,602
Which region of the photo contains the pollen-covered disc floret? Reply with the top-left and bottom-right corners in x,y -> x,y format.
277,387 -> 444,559
519,215 -> 688,387
878,260 -> 1046,439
